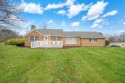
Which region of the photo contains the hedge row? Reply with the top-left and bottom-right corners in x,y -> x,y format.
5,38 -> 24,46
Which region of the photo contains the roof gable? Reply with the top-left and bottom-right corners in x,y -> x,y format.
25,29 -> 42,36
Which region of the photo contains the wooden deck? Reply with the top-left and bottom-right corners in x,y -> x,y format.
31,41 -> 63,48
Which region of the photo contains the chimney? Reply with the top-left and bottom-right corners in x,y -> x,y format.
31,25 -> 36,30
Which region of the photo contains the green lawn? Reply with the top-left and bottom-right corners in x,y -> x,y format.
0,44 -> 125,83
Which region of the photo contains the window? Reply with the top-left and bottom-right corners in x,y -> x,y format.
30,36 -> 39,42
90,38 -> 97,43
35,36 -> 39,41
53,37 -> 61,41
65,37 -> 76,44
30,36 -> 34,42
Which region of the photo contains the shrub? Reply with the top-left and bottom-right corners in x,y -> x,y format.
16,43 -> 24,46
110,45 -> 121,47
105,40 -> 110,46
5,38 -> 24,46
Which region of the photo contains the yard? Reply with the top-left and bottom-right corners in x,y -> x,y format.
0,44 -> 125,83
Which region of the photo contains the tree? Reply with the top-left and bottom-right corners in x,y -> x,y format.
119,32 -> 125,42
0,29 -> 18,42
0,0 -> 23,30
42,23 -> 47,29
98,32 -> 103,35
105,40 -> 110,46
104,32 -> 125,42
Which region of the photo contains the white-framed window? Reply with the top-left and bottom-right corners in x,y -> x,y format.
35,36 -> 39,41
30,36 -> 39,42
30,36 -> 34,42
53,37 -> 61,41
90,38 -> 97,43
65,37 -> 76,44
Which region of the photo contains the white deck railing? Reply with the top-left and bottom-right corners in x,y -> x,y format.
31,41 -> 63,48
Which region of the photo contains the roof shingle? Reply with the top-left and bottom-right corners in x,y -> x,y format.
36,29 -> 105,38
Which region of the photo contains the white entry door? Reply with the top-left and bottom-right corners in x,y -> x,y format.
44,35 -> 49,44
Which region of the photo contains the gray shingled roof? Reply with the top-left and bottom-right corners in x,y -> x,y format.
36,29 -> 63,36
62,31 -> 105,38
36,29 -> 105,38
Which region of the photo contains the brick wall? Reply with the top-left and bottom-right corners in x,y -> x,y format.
82,38 -> 105,47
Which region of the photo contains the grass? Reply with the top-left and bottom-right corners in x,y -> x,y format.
0,44 -> 125,83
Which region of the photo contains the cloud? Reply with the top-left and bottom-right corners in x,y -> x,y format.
123,22 -> 125,26
57,10 -> 66,15
47,20 -> 56,25
91,19 -> 104,28
90,9 -> 117,28
46,20 -> 56,28
44,3 -> 65,10
103,10 -> 118,17
61,21 -> 66,27
18,20 -> 35,35
45,0 -> 76,10
21,0 -> 24,3
67,4 -> 90,18
118,18 -> 125,26
19,30 -> 26,36
71,22 -> 80,27
20,1 -> 43,14
65,0 -> 76,6
44,0 -> 89,18
91,18 -> 109,28
82,1 -> 108,21
116,30 -> 125,33
22,20 -> 35,29
7,15 -> 22,22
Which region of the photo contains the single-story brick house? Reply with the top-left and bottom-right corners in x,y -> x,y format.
25,25 -> 105,48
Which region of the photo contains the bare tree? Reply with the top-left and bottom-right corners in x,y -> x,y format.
0,0 -> 24,42
42,23 -> 47,29
0,29 -> 18,42
0,0 -> 23,30
104,32 -> 125,42
119,32 -> 125,42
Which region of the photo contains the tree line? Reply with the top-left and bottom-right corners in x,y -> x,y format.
104,32 -> 125,42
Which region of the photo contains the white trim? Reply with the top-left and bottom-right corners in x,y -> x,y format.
29,36 -> 34,42
29,36 -> 39,42
65,43 -> 76,44
52,36 -> 61,41
51,35 -> 62,36
90,38 -> 98,43
65,37 -> 77,44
